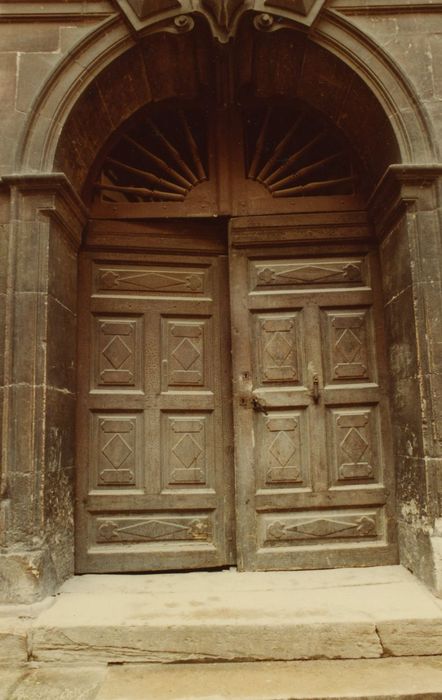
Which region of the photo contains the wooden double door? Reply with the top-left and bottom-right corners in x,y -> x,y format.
76,220 -> 397,572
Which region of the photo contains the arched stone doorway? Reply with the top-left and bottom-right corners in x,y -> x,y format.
2,3 -> 441,600
70,28 -> 400,572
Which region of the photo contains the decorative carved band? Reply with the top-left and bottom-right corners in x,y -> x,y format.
95,266 -> 206,296
263,509 -> 380,545
252,259 -> 365,290
96,515 -> 211,543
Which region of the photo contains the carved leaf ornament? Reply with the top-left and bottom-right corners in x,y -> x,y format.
121,1 -> 327,41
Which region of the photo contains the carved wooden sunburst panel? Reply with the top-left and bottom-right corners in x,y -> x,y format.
92,99 -> 361,215
95,105 -> 209,204
243,103 -> 357,198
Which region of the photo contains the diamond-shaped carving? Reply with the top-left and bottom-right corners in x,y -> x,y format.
270,432 -> 295,467
341,428 -> 368,462
173,434 -> 202,468
266,332 -> 292,365
103,336 -> 131,369
336,329 -> 361,363
102,434 -> 132,468
173,338 -> 200,370
296,518 -> 352,538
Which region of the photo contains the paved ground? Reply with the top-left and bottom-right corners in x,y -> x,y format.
2,566 -> 442,697
2,658 -> 442,699
26,566 -> 442,663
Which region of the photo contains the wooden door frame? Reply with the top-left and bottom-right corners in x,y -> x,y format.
75,219 -> 236,573
75,209 -> 399,573
229,211 -> 398,571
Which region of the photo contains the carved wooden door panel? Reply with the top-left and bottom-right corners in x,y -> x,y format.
76,239 -> 234,572
230,220 -> 397,571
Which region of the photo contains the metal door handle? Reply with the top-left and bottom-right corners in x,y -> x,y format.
252,397 -> 268,415
312,374 -> 320,404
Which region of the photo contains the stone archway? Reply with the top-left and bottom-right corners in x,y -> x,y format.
73,93 -> 399,573
2,2 -> 442,601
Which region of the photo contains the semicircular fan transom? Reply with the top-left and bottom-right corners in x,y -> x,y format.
95,106 -> 209,204
244,104 -> 358,198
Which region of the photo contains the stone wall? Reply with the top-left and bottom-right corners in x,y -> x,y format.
0,0 -> 441,601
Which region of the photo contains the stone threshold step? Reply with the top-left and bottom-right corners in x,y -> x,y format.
2,658 -> 442,700
26,566 -> 442,664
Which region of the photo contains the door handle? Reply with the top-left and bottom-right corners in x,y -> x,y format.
251,397 -> 268,415
312,374 -> 320,404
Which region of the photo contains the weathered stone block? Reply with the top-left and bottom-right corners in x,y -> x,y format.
0,23 -> 60,52
396,456 -> 428,517
384,284 -> 419,380
94,657 -> 442,700
398,520 -> 436,593
0,550 -> 57,604
16,52 -> 61,114
378,618 -> 442,657
380,220 -> 412,305
10,292 -> 47,384
14,222 -> 50,293
46,296 -> 76,393
0,53 -> 17,114
8,666 -> 106,700
0,618 -> 29,663
0,670 -> 26,700
48,223 -> 78,314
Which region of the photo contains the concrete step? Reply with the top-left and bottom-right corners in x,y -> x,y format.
26,566 -> 442,664
2,658 -> 442,699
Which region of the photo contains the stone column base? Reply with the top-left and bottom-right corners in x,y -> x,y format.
0,548 -> 59,604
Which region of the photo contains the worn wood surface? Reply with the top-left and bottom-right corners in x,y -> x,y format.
77,217 -> 397,573
229,217 -> 398,571
76,225 -> 234,572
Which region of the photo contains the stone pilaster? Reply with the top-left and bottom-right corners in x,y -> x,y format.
370,164 -> 442,594
0,174 -> 86,603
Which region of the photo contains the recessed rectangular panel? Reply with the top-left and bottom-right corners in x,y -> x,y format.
93,263 -> 209,298
254,313 -> 302,386
162,317 -> 211,391
93,513 -> 213,545
250,258 -> 367,293
322,308 -> 375,384
257,411 -> 310,489
90,412 -> 143,490
91,315 -> 143,391
259,508 -> 384,548
327,406 -> 382,486
161,413 -> 214,490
